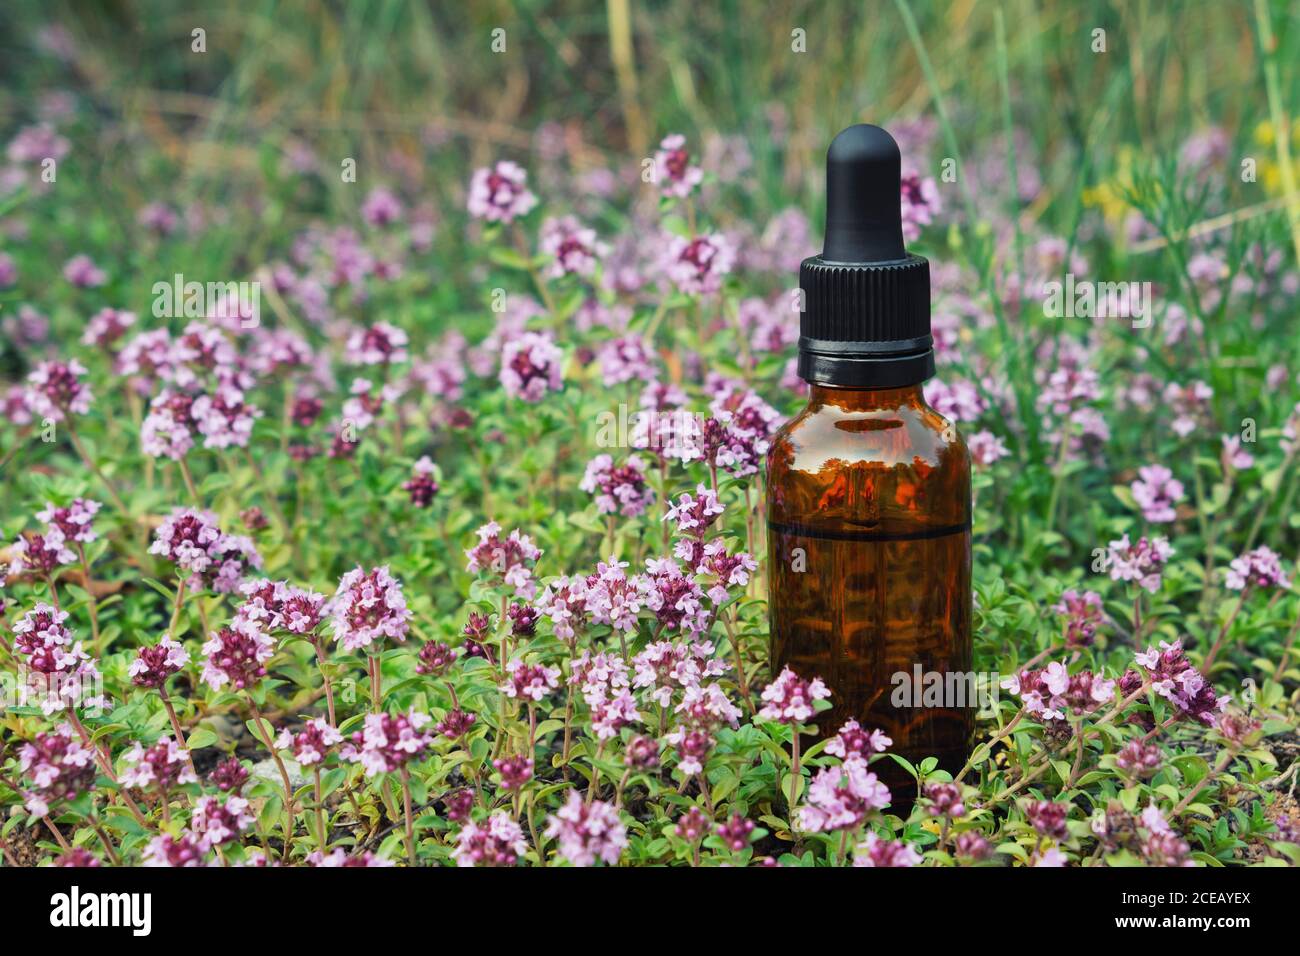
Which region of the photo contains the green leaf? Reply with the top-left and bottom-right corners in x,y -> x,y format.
186,728 -> 218,750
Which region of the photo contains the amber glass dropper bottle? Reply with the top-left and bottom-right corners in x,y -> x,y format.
767,124 -> 972,801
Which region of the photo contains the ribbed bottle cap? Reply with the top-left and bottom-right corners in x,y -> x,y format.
797,124 -> 933,388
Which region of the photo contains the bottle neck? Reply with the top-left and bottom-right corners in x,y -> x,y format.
806,382 -> 926,412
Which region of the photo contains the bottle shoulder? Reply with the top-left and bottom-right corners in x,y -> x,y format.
767,398 -> 970,527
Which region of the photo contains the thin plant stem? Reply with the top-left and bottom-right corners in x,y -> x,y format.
249,697 -> 297,825
400,767 -> 417,866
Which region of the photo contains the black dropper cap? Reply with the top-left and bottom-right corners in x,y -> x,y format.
798,124 -> 933,389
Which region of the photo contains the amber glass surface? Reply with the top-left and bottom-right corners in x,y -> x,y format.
767,383 -> 972,799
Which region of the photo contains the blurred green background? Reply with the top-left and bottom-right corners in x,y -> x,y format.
2,0 -> 1294,264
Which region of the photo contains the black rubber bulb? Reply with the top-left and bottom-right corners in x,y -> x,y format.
821,124 -> 907,263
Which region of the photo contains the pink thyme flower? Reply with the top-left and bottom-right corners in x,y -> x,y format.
653,134 -> 703,199
53,848 -> 102,868
540,215 -> 607,278
465,521 -> 543,598
347,709 -> 434,777
675,806 -> 711,842
967,429 -> 1010,467
825,719 -> 892,759
308,848 -> 394,867
3,385 -> 33,426
664,484 -> 725,537
149,507 -> 262,593
853,831 -> 922,867
141,388 -> 197,459
235,579 -> 327,635
345,321 -> 409,366
275,718 -> 343,765
1163,380 -> 1213,437
1133,804 -> 1194,867
1115,739 -> 1162,777
1106,533 -> 1174,593
137,201 -> 179,235
416,640 -> 455,676
639,558 -> 708,635
120,736 -> 197,790
403,456 -> 440,507
62,254 -> 106,288
925,378 -> 987,422
1051,589 -> 1105,647
580,453 -> 655,518
8,121 -> 70,163
660,233 -> 734,296
8,530 -> 75,577
693,540 -> 758,603
570,650 -> 630,704
1037,365 -> 1101,417
631,639 -> 726,706
924,782 -> 966,818
1131,639 -> 1228,726
452,812 -> 528,867
500,331 -> 564,402
142,833 -> 207,867
10,603 -> 104,715
544,791 -> 627,867
899,170 -> 941,242
624,735 -> 661,770
1215,709 -> 1262,747
570,652 -> 641,738
436,708 -> 478,739
1221,435 -> 1260,471
361,186 -> 404,227
798,756 -> 892,832
1130,464 -> 1184,523
443,789 -> 475,822
759,666 -> 831,725
200,618 -> 274,691
191,384 -> 261,449
24,359 -> 92,420
717,814 -> 756,851
191,795 -> 255,849
508,602 -> 538,636
1224,546 -> 1289,591
35,498 -> 100,548
666,725 -> 715,776
596,336 -> 658,386
1025,799 -> 1069,839
81,307 -> 136,347
955,831 -> 992,861
328,565 -> 413,651
1000,663 -> 1114,722
17,724 -> 95,816
209,757 -> 249,793
467,160 -> 537,223
493,755 -> 534,791
129,636 -> 190,688
537,574 -> 591,643
501,659 -> 561,702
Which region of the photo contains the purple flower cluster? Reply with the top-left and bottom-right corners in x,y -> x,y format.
580,453 -> 655,517
17,724 -> 96,816
543,791 -> 627,867
328,565 -> 412,651
149,508 -> 262,593
346,709 -> 434,777
465,521 -> 543,598
452,812 -> 528,867
200,619 -> 275,691
1128,640 -> 1228,725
